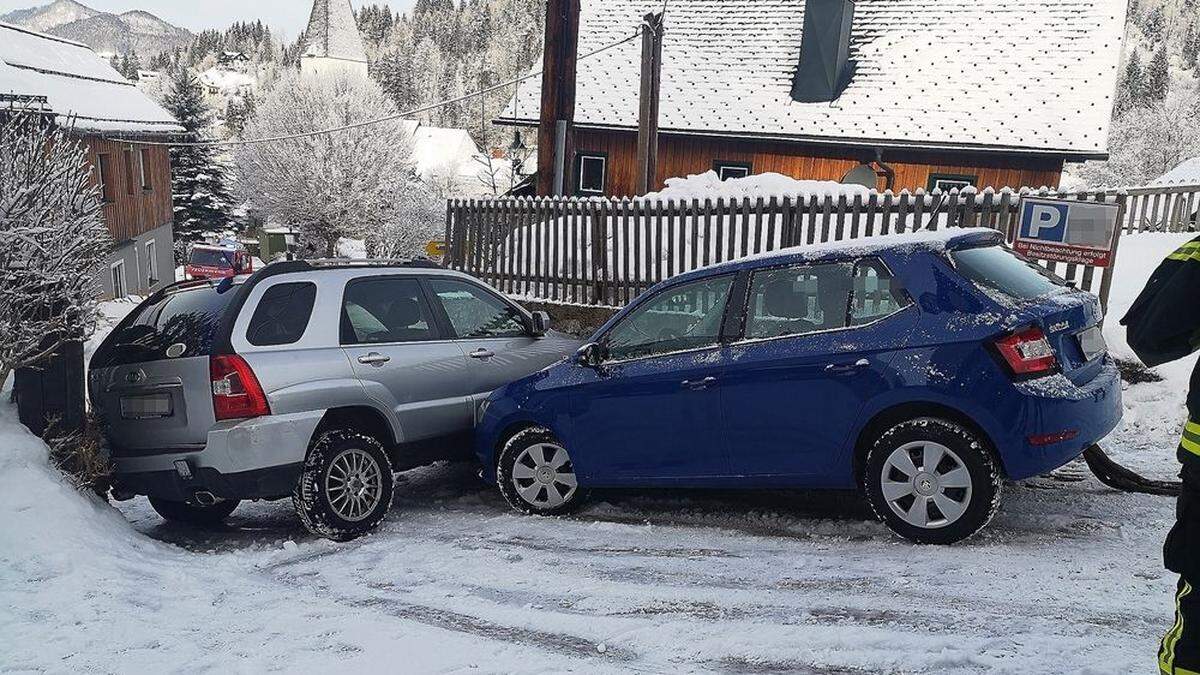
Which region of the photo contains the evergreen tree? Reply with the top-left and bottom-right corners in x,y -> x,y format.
1145,44 -> 1171,104
1144,6 -> 1166,44
162,68 -> 236,260
1184,22 -> 1200,69
1120,49 -> 1145,112
225,90 -> 256,137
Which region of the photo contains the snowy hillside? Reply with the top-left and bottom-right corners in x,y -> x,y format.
0,0 -> 191,56
1,232 -> 1194,673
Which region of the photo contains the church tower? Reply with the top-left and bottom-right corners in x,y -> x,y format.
300,0 -> 369,79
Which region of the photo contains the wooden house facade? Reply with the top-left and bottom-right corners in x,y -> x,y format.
498,0 -> 1127,197
0,23 -> 183,298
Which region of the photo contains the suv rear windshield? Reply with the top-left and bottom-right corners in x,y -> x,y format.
92,283 -> 239,368
949,245 -> 1068,300
190,248 -> 235,268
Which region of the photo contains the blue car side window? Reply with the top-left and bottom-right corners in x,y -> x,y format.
745,262 -> 854,340
605,275 -> 734,361
850,259 -> 910,327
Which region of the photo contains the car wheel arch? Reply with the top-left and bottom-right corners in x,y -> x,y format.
314,406 -> 398,455
493,420 -> 547,469
851,401 -> 1007,490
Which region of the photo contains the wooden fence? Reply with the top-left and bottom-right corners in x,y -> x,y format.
444,185 -> 1194,309
1123,184 -> 1200,233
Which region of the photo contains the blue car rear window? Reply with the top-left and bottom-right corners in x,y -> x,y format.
949,245 -> 1067,300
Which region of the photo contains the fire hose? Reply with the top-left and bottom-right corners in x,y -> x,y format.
1083,444 -> 1181,497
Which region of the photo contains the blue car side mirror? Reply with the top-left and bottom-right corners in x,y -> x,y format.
575,342 -> 606,368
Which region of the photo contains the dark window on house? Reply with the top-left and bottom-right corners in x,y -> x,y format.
97,153 -> 114,203
247,282 -> 317,346
927,173 -> 977,192
714,161 -> 752,181
140,149 -> 153,191
576,152 -> 607,195
123,149 -> 136,196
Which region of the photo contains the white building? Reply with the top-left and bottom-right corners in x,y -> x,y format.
300,0 -> 369,79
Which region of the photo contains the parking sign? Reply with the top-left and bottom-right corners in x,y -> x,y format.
1013,197 -> 1119,267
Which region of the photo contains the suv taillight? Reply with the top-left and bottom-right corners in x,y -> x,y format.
994,326 -> 1058,378
210,355 -> 270,421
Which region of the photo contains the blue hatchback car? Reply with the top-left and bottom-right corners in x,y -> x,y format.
475,228 -> 1122,544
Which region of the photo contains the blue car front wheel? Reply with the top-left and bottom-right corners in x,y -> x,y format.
497,427 -> 587,516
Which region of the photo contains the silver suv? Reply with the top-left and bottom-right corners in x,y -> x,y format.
90,260 -> 578,540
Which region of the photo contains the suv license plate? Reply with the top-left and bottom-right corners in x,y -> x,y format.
120,393 -> 173,419
1077,326 -> 1107,362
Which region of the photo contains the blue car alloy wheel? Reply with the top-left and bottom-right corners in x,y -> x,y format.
497,427 -> 586,516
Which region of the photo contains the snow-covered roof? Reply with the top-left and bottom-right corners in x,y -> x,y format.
0,22 -> 182,136
199,67 -> 255,95
410,125 -> 485,179
498,0 -> 1127,159
1151,157 -> 1200,187
300,0 -> 368,65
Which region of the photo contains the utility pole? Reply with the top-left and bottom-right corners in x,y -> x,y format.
538,0 -> 580,196
635,12 -> 665,196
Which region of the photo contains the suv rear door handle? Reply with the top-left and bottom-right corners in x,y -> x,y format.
825,358 -> 870,374
681,377 -> 717,390
469,348 -> 496,360
358,352 -> 391,366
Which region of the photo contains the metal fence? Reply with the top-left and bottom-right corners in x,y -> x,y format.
444,185 -> 1193,309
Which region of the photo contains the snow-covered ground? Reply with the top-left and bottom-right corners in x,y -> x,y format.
2,232 -> 1196,673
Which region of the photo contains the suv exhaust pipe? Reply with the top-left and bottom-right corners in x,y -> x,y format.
193,491 -> 218,507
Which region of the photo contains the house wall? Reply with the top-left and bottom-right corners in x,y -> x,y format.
96,220 -> 176,299
572,128 -> 1066,197
81,136 -> 175,297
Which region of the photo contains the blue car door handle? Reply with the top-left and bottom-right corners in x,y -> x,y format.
681,377 -> 718,390
825,358 -> 870,375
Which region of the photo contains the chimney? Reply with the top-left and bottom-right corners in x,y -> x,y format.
791,0 -> 855,103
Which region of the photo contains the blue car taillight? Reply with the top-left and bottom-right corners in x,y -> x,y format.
994,326 -> 1058,378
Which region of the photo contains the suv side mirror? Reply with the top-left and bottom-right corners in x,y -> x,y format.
575,342 -> 606,368
530,311 -> 551,337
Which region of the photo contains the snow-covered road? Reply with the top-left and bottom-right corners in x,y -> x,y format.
105,460 -> 1172,673
2,232 -> 1195,674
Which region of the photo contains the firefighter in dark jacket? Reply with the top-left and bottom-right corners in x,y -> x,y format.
1122,235 -> 1200,674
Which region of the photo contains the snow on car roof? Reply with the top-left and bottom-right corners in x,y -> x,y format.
691,227 -> 1003,276
0,22 -> 183,136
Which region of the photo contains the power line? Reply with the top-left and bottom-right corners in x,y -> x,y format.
110,26 -> 643,149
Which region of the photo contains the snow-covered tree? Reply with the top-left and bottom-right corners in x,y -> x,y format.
163,67 -> 235,261
235,71 -> 423,257
0,112 -> 110,388
1145,45 -> 1171,103
1078,86 -> 1200,187
1144,5 -> 1166,43
364,180 -> 445,259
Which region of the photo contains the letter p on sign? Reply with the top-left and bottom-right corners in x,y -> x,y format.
1020,202 -> 1069,243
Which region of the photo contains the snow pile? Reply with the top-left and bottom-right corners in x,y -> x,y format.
1150,156 -> 1200,187
1103,232 -> 1200,478
644,171 -> 871,202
